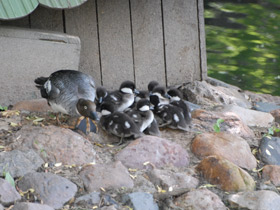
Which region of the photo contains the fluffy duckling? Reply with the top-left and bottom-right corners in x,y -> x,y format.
100,102 -> 141,144
151,85 -> 170,105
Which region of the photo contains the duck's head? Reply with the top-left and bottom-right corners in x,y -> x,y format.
119,80 -> 139,94
136,98 -> 150,111
96,87 -> 108,104
151,85 -> 170,99
135,90 -> 149,102
76,99 -> 99,121
148,80 -> 159,92
167,88 -> 183,102
150,94 -> 160,107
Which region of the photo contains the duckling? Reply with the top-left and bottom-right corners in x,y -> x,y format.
150,94 -> 189,131
151,85 -> 170,105
100,102 -> 141,144
126,99 -> 154,133
102,80 -> 138,112
148,80 -> 159,93
95,86 -> 108,112
34,70 -> 98,134
167,88 -> 191,124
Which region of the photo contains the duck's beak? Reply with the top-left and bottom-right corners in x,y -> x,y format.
90,111 -> 99,121
134,89 -> 140,94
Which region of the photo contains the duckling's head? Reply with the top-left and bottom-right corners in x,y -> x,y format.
100,102 -> 115,116
148,80 -> 159,92
120,80 -> 139,94
96,87 -> 108,103
167,88 -> 183,102
136,99 -> 150,111
76,99 -> 99,120
151,85 -> 170,99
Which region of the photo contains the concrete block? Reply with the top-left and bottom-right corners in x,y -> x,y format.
0,26 -> 81,106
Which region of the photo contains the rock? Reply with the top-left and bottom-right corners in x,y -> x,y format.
259,136 -> 280,165
123,192 -> 159,210
75,192 -> 101,205
192,109 -> 255,139
79,161 -> 134,192
147,168 -> 199,192
228,190 -> 280,210
11,202 -> 54,210
0,178 -> 21,206
174,188 -> 227,210
253,101 -> 280,113
262,165 -> 280,186
191,132 -> 257,170
185,100 -> 200,112
100,206 -> 117,210
181,80 -> 251,108
270,109 -> 280,123
17,172 -> 77,209
12,99 -> 51,112
0,150 -> 44,177
196,155 -> 255,192
115,136 -> 189,170
219,105 -> 274,127
11,125 -> 97,165
244,90 -> 280,104
0,114 -> 21,131
0,204 -> 3,210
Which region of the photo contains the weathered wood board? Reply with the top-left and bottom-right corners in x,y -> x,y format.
65,0 -> 101,86
163,0 -> 201,86
130,0 -> 166,89
97,0 -> 134,90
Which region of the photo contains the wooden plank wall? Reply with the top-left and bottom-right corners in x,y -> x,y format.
0,0 -> 207,90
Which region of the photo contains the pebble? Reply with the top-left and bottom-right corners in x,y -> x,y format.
115,135 -> 189,169
79,161 -> 134,192
11,125 -> 97,165
75,192 -> 101,205
196,155 -> 255,192
262,165 -> 280,186
228,190 -> 280,210
11,202 -> 55,210
0,178 -> 21,206
191,132 -> 257,170
259,136 -> 280,165
122,192 -> 159,210
174,188 -> 227,210
0,149 -> 44,177
17,172 -> 77,209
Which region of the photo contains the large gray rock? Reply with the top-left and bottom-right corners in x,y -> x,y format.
115,136 -> 189,169
11,202 -> 54,210
0,27 -> 81,106
79,161 -> 134,192
123,192 -> 159,210
0,178 -> 21,206
260,136 -> 280,165
174,188 -> 227,210
17,172 -> 77,209
0,149 -> 44,177
228,190 -> 280,210
11,125 -> 97,165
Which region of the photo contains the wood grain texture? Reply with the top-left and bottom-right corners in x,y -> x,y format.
65,0 -> 101,86
130,0 -> 165,89
30,5 -> 63,32
97,0 -> 134,90
163,0 -> 201,86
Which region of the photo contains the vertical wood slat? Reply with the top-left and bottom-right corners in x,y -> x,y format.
197,0 -> 207,80
30,5 -> 63,32
130,0 -> 165,89
163,0 -> 201,86
97,0 -> 134,90
65,0 -> 101,86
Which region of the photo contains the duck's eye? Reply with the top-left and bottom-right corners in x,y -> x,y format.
84,106 -> 88,110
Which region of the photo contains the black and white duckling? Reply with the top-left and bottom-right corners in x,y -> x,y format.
151,85 -> 170,105
150,94 -> 189,131
100,102 -> 141,144
102,80 -> 138,112
148,80 -> 159,93
126,99 -> 155,133
95,86 -> 108,112
34,70 -> 99,134
167,88 -> 191,124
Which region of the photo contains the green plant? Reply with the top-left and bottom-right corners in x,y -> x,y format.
2,164 -> 15,187
264,126 -> 280,137
0,105 -> 8,111
213,119 -> 224,133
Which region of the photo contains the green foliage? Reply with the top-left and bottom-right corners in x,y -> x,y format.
213,118 -> 224,133
264,126 -> 280,137
205,1 -> 280,96
2,164 -> 15,187
0,105 -> 8,111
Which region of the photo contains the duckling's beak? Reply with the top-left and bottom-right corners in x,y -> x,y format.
134,89 -> 140,94
99,97 -> 103,104
165,93 -> 171,99
90,111 -> 99,121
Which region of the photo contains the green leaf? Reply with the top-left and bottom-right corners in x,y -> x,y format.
5,172 -> 15,187
213,118 -> 224,133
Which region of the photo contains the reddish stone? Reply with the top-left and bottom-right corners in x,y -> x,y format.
262,165 -> 280,186
12,99 -> 51,112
